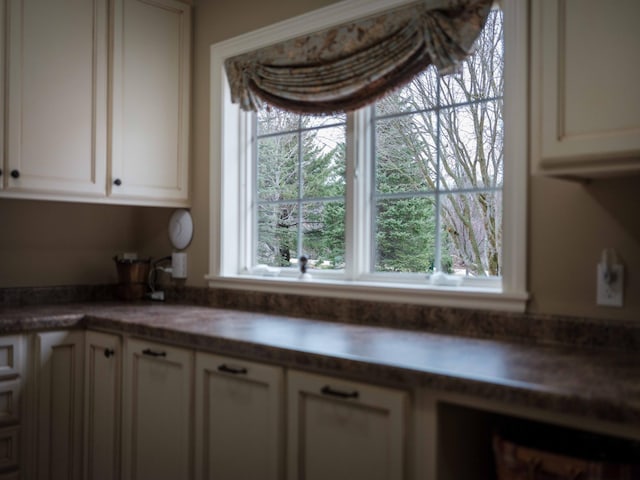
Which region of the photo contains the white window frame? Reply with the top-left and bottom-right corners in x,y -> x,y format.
207,0 -> 528,312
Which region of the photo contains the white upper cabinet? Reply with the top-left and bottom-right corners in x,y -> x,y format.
531,0 -> 640,178
0,0 -> 190,206
0,3 -> 5,191
110,0 -> 191,205
5,0 -> 108,197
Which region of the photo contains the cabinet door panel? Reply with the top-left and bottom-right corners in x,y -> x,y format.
84,332 -> 121,480
122,338 -> 192,480
0,2 -> 4,191
287,370 -> 407,480
195,353 -> 283,480
6,0 -> 107,196
531,0 -> 640,176
36,331 -> 84,480
111,0 -> 190,204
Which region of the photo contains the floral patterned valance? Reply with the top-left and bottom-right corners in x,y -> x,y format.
224,0 -> 494,114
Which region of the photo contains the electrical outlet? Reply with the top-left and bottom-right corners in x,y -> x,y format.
596,263 -> 624,307
171,252 -> 188,279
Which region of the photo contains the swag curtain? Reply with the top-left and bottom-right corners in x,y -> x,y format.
224,0 -> 494,115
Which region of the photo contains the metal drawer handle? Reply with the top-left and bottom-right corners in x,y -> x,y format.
142,348 -> 167,358
321,385 -> 359,399
218,364 -> 248,375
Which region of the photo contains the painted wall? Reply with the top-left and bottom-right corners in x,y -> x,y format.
1,0 -> 638,321
0,199 -> 173,287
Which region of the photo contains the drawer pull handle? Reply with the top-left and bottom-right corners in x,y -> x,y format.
321,386 -> 359,399
104,348 -> 115,358
218,364 -> 248,375
142,348 -> 167,357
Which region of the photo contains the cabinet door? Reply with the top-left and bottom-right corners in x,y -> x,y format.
111,0 -> 190,205
122,338 -> 193,480
0,1 -> 5,191
531,0 -> 640,177
287,370 -> 408,480
84,331 -> 122,480
35,330 -> 85,480
195,352 -> 283,480
5,0 -> 108,197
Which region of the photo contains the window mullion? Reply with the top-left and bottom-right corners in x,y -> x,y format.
345,107 -> 373,280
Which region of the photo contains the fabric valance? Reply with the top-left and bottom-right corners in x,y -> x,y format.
224,0 -> 494,114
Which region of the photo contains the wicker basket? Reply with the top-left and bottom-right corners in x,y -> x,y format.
114,257 -> 150,300
493,433 -> 640,480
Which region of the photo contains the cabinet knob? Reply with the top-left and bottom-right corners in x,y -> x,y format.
10,170 -> 20,179
104,348 -> 115,358
0,168 -> 3,177
113,178 -> 122,186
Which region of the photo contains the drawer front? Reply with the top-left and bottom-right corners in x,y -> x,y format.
0,337 -> 23,379
0,426 -> 19,471
0,381 -> 20,425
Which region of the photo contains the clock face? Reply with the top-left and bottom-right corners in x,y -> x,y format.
168,209 -> 193,250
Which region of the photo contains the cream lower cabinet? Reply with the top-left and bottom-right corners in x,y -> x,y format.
194,352 -> 284,480
0,336 -> 25,480
287,370 -> 408,480
35,330 -> 85,480
84,331 -> 122,480
122,338 -> 193,480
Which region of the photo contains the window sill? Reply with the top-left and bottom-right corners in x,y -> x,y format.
205,274 -> 529,312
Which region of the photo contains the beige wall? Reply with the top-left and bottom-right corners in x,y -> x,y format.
0,199 -> 173,287
1,0 -> 638,321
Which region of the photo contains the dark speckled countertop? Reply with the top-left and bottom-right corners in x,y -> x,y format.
1,302 -> 639,432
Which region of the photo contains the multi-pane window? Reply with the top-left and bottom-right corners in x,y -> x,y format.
373,10 -> 503,277
253,10 -> 503,281
255,112 -> 347,270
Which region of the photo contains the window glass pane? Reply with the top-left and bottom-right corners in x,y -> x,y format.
374,197 -> 436,273
441,191 -> 502,277
257,133 -> 299,201
375,66 -> 439,116
300,201 -> 345,271
257,203 -> 299,267
439,100 -> 503,190
375,112 -> 438,194
305,114 -> 347,129
439,9 -> 503,106
301,126 -> 346,198
256,106 -> 299,135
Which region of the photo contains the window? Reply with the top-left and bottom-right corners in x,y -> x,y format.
209,0 -> 528,312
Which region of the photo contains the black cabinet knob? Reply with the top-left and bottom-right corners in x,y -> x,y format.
113,178 -> 122,186
104,348 -> 115,358
10,170 -> 19,179
0,169 -> 3,177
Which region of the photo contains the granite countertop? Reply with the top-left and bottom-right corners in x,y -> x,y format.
1,302 -> 639,432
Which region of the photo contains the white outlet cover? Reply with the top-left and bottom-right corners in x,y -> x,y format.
596,263 -> 624,307
168,209 -> 193,250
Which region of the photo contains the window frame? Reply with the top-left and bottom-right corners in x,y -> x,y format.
207,0 -> 528,312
